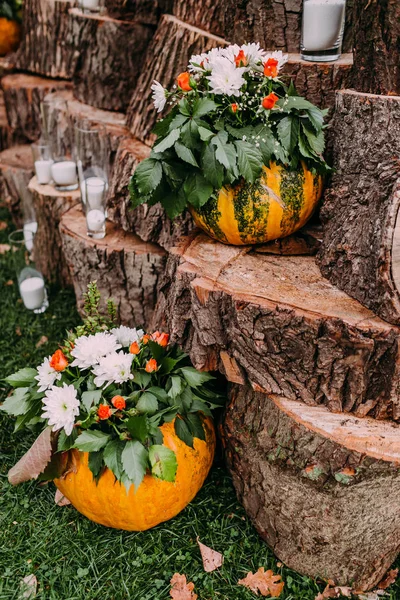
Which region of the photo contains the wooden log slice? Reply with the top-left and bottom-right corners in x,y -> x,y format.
318,90 -> 400,326
222,384 -> 400,590
29,176 -> 81,286
15,0 -> 77,79
0,91 -> 14,152
1,74 -> 72,143
171,0 -> 225,38
59,204 -> 167,328
126,15 -> 227,145
70,8 -> 154,112
152,232 -> 400,421
107,136 -> 196,249
0,145 -> 34,227
105,0 -> 171,24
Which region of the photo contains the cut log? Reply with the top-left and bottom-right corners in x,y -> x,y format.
15,0 -> 77,79
1,74 -> 72,143
126,15 -> 227,145
171,0 -> 225,38
29,176 -> 81,286
152,232 -> 400,421
70,8 -> 154,112
223,384 -> 400,590
0,145 -> 34,227
105,0 -> 171,24
318,90 -> 400,326
107,136 -> 196,249
59,204 -> 167,328
0,92 -> 14,151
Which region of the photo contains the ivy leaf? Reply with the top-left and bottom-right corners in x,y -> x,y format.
149,445 -> 178,482
4,368 -> 37,388
134,158 -> 162,195
174,141 -> 199,167
74,430 -> 110,452
103,438 -> 124,479
169,114 -> 189,131
127,415 -> 149,443
211,133 -> 237,171
192,98 -> 218,118
0,387 -> 30,415
81,390 -> 102,413
174,417 -> 194,448
88,450 -> 104,480
136,392 -> 158,415
168,375 -> 183,399
202,144 -> 224,188
183,173 -> 213,208
57,428 -> 78,452
121,440 -> 148,490
198,126 -> 214,142
234,140 -> 263,183
302,123 -> 325,154
153,128 -> 181,154
186,413 -> 206,441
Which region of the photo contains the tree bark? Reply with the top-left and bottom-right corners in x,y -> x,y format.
171,0 -> 226,38
1,74 -> 72,143
318,90 -> 400,326
152,232 -> 400,421
0,92 -> 14,151
104,0 -> 172,24
351,0 -> 400,95
29,176 -> 81,286
0,145 -> 34,227
15,0 -> 77,79
126,15 -> 227,145
70,8 -> 154,112
222,384 -> 400,591
59,204 -> 167,328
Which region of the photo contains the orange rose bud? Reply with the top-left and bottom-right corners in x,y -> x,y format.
49,349 -> 68,372
152,331 -> 169,347
97,404 -> 111,420
111,395 -> 126,410
177,71 -> 192,92
145,358 -> 158,373
264,57 -> 279,78
129,341 -> 140,354
231,103 -> 238,113
262,92 -> 279,110
234,49 -> 247,67
141,334 -> 151,345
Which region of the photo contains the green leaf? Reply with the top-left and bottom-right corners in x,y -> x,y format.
174,141 -> 199,167
136,392 -> 158,415
302,123 -> 325,154
148,340 -> 166,362
186,413 -> 206,441
127,415 -> 149,443
211,133 -> 237,172
168,375 -> 183,399
14,398 -> 43,432
179,385 -> 193,412
57,428 -> 78,452
153,128 -> 180,153
180,367 -> 214,388
202,144 -> 224,188
174,417 -> 194,448
103,439 -> 124,479
134,158 -> 162,195
152,110 -> 175,137
280,96 -> 316,112
183,173 -> 213,208
298,131 -> 314,159
162,188 -> 187,219
160,356 -> 181,374
149,445 -> 178,482
147,386 -> 168,402
162,161 -> 187,190
234,140 -> 263,183
5,368 -> 37,388
132,371 -> 151,388
198,126 -> 214,142
180,120 -> 200,149
277,116 -> 292,151
178,98 -> 191,116
88,450 -> 104,480
307,107 -> 325,132
0,387 -> 30,415
192,98 -> 218,117
169,114 -> 189,131
121,440 -> 148,490
81,390 -> 102,413
74,430 -> 110,452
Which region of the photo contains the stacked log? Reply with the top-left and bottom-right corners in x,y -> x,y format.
105,0 -> 171,24
0,145 -> 34,226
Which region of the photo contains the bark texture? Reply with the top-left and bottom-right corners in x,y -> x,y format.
171,0 -> 226,38
70,9 -> 154,112
126,15 -> 227,145
29,176 -> 81,286
1,74 -> 72,143
223,384 -> 400,590
351,0 -> 400,95
0,145 -> 34,227
0,92 -> 14,152
105,0 -> 172,24
60,204 -> 167,328
107,137 -> 196,249
153,233 -> 400,421
15,0 -> 77,78
318,91 -> 400,326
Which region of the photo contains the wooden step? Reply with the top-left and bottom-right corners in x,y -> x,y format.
69,8 -> 154,112
105,0 -> 170,24
59,204 -> 167,328
0,145 -> 34,227
153,232 -> 400,422
223,383 -> 400,591
1,74 -> 71,143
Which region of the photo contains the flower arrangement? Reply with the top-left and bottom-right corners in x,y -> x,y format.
129,43 -> 330,220
2,283 -> 224,491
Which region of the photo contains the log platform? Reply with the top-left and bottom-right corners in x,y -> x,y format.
59,204 -> 167,328
223,384 -> 400,590
153,232 -> 400,422
105,0 -> 171,24
0,145 -> 34,227
0,92 -> 14,152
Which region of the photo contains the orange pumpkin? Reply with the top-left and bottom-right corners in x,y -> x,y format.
0,18 -> 21,56
55,418 -> 216,531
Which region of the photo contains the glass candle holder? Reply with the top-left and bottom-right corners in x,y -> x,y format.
301,0 -> 346,62
50,159 -> 78,192
78,0 -> 104,13
85,178 -> 106,239
9,230 -> 48,313
74,125 -> 108,207
32,143 -> 54,185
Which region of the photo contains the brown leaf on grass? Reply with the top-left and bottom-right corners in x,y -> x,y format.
35,335 -> 48,349
8,427 -> 53,485
378,569 -> 398,590
170,574 -> 198,600
0,243 -> 10,253
19,574 -> 37,599
5,279 -> 13,285
238,568 -> 284,597
315,583 -> 352,599
15,327 -> 22,336
197,537 -> 224,572
55,488 -> 71,506
0,220 -> 8,231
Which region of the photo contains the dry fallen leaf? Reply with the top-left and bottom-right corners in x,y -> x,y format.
170,574 -> 197,600
357,592 -> 388,600
315,583 -> 352,599
0,220 -> 8,231
5,279 -> 14,285
55,488 -> 71,506
15,327 -> 22,336
35,335 -> 48,349
238,568 -> 284,597
197,537 -> 224,572
19,574 -> 37,599
8,427 -> 53,485
378,569 -> 398,590
0,243 -> 10,254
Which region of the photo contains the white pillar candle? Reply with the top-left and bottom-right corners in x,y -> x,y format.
51,161 -> 77,186
302,0 -> 346,51
86,177 -> 106,209
23,221 -> 38,252
86,209 -> 105,232
35,159 -> 54,185
19,277 -> 45,310
81,0 -> 99,9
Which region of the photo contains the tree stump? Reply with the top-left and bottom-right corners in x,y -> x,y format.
153,232 -> 400,421
107,137 -> 196,249
29,176 -> 81,286
15,0 -> 77,79
0,92 -> 14,152
222,384 -> 400,590
70,8 -> 154,112
126,15 -> 227,145
104,0 -> 171,24
171,0 -> 226,37
318,90 -> 400,326
59,204 -> 167,328
0,145 -> 34,227
1,74 -> 72,143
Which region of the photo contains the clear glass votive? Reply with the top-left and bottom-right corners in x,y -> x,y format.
78,0 -> 104,13
32,143 -> 54,185
301,0 -> 346,62
9,230 -> 49,313
85,178 -> 106,239
74,125 -> 108,208
50,159 -> 78,192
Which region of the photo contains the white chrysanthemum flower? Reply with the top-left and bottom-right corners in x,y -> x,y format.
92,352 -> 134,388
70,332 -> 121,369
151,81 -> 167,113
35,356 -> 62,392
240,42 -> 266,67
207,57 -> 247,96
42,383 -> 80,436
188,52 -> 210,72
219,44 -> 241,64
263,50 -> 288,71
110,326 -> 144,348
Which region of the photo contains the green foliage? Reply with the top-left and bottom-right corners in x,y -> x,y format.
0,0 -> 22,21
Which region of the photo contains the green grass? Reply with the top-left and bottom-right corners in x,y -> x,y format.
0,206 -> 398,600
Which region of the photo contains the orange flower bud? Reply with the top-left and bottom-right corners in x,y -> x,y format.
264,57 -> 279,78
97,404 -> 111,420
152,331 -> 170,347
129,341 -> 140,354
111,395 -> 126,410
262,92 -> 279,110
141,334 -> 151,345
49,349 -> 68,372
234,49 -> 247,67
145,358 -> 158,373
231,103 -> 238,113
177,72 -> 192,92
